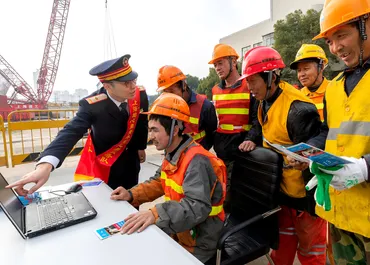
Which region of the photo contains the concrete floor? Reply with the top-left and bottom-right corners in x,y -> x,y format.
2,145 -> 301,265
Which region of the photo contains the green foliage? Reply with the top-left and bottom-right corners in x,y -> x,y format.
274,9 -> 341,85
196,68 -> 220,99
186,74 -> 200,90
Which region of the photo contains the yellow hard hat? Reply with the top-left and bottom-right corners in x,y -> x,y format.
290,44 -> 328,70
313,0 -> 370,40
208,44 -> 239,64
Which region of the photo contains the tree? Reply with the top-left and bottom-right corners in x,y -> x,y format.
186,74 -> 200,90
196,68 -> 220,100
274,9 -> 341,85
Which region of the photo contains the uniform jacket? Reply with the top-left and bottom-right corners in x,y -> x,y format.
39,87 -> 148,189
130,135 -> 224,263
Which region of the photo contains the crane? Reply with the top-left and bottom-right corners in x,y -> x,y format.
0,0 -> 71,112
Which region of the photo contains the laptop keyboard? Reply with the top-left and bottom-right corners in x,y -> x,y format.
37,197 -> 75,229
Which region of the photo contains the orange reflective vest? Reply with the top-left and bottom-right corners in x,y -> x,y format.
300,78 -> 329,121
160,143 -> 227,221
258,81 -> 313,198
183,94 -> 206,142
74,88 -> 141,184
212,79 -> 251,134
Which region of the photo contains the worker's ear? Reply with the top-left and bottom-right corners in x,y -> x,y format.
173,125 -> 180,137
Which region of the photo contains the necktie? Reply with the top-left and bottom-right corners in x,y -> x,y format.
119,102 -> 128,118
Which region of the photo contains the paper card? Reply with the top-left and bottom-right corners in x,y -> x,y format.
95,220 -> 125,240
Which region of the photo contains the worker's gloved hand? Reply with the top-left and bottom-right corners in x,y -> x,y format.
306,162 -> 336,211
317,157 -> 368,191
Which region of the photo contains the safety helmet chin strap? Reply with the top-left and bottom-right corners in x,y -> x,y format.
308,59 -> 324,90
165,119 -> 184,150
263,71 -> 274,100
224,56 -> 234,81
358,15 -> 369,66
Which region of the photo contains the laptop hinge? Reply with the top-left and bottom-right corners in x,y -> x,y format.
22,206 -> 27,235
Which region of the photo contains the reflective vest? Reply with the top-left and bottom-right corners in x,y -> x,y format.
160,142 -> 226,221
258,81 -> 313,198
300,78 -> 329,121
212,79 -> 251,134
316,71 -> 370,238
183,93 -> 206,142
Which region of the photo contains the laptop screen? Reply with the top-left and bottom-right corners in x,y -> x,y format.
0,173 -> 24,232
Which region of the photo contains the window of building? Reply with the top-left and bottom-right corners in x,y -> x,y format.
253,42 -> 262,47
263,33 -> 275,47
241,45 -> 251,58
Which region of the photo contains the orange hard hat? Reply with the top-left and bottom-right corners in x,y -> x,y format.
313,0 -> 370,40
208,44 -> 239,64
157,65 -> 186,92
145,93 -> 190,123
240,46 -> 285,80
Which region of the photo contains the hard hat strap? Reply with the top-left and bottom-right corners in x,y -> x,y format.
166,119 -> 177,149
264,71 -> 273,100
358,15 -> 368,65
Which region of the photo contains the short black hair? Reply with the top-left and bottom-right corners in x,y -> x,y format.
149,114 -> 183,136
259,71 -> 281,86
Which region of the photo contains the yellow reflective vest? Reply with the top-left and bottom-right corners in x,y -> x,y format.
258,81 -> 313,198
316,71 -> 370,238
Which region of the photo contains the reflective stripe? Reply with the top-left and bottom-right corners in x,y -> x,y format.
279,231 -> 296,235
299,251 -> 326,256
160,172 -> 184,194
212,93 -> 250,101
216,108 -> 249,115
315,103 -> 324,109
192,130 -> 206,141
285,227 -> 295,230
164,196 -> 170,201
327,121 -> 370,140
311,244 -> 326,248
209,205 -> 223,216
189,117 -> 199,125
219,124 -> 252,131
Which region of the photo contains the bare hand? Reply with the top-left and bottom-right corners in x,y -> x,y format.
110,186 -> 131,201
6,163 -> 52,196
138,150 -> 146,163
286,156 -> 309,171
239,140 -> 256,152
120,210 -> 155,234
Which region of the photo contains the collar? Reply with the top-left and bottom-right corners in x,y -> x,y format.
265,86 -> 282,103
301,78 -> 328,96
106,91 -> 127,108
165,135 -> 195,166
188,89 -> 197,104
218,79 -> 243,89
342,58 -> 370,75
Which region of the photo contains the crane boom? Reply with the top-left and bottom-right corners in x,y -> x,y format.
0,55 -> 37,103
37,0 -> 71,106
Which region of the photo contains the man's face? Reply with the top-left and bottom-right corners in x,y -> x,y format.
164,84 -> 183,98
148,119 -> 169,151
106,79 -> 137,101
214,58 -> 231,80
246,74 -> 267,101
297,61 -> 320,87
325,24 -> 360,68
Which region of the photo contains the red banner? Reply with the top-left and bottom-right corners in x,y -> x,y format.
74,89 -> 141,183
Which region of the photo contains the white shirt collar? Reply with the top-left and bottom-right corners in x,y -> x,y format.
106,91 -> 127,109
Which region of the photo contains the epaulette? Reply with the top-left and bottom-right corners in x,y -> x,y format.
85,93 -> 108,104
137,85 -> 146,91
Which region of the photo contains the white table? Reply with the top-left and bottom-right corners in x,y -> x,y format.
0,182 -> 203,265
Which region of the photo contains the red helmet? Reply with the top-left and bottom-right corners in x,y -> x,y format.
240,46 -> 285,80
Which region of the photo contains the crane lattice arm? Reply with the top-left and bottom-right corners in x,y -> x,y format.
0,55 -> 37,103
37,0 -> 71,106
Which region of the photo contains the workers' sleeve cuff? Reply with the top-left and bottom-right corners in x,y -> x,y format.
149,206 -> 159,222
130,187 -> 140,207
36,156 -> 60,171
362,154 -> 370,182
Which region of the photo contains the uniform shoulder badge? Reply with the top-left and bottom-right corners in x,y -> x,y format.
85,93 -> 108,104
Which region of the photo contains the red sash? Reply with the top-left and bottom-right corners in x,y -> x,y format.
74,89 -> 141,183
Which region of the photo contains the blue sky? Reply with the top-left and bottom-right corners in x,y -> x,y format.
0,0 -> 270,96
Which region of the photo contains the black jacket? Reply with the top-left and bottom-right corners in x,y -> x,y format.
40,87 -> 149,189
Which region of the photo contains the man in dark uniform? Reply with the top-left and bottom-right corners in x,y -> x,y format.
7,54 -> 148,195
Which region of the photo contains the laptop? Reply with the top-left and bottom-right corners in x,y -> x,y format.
0,173 -> 97,238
